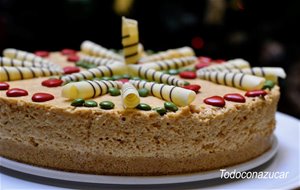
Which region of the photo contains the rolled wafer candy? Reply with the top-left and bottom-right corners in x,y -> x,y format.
3,48 -> 60,69
139,47 -> 195,63
198,58 -> 250,72
197,71 -> 265,90
130,80 -> 196,106
81,40 -> 123,61
61,80 -> 122,100
121,82 -> 140,108
128,65 -> 185,86
122,17 -> 141,64
136,56 -> 197,71
80,55 -> 119,66
61,61 -> 127,84
0,57 -> 56,69
0,66 -> 62,82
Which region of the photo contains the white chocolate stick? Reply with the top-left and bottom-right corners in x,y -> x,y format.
0,57 -> 59,69
81,40 -> 123,61
61,62 -> 127,84
134,56 -> 197,71
139,47 -> 195,63
197,71 -> 265,90
3,48 -> 60,69
61,80 -> 122,100
128,65 -> 185,86
121,82 -> 140,108
81,55 -> 120,66
130,80 -> 196,106
122,17 -> 141,64
0,66 -> 62,82
198,58 -> 250,72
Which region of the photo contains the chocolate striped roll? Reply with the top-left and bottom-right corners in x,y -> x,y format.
61,62 -> 127,84
197,71 -> 266,90
61,80 -> 122,100
130,80 -> 196,106
0,57 -> 59,69
81,41 -> 123,61
139,47 -> 195,63
121,82 -> 140,108
81,55 -> 120,66
3,48 -> 60,69
0,66 -> 62,82
128,65 -> 185,86
198,58 -> 250,72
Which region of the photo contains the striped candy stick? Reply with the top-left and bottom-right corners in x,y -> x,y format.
139,46 -> 195,63
121,82 -> 140,108
80,55 -> 120,66
61,61 -> 127,84
0,66 -> 62,82
122,17 -> 141,64
128,65 -> 186,86
0,57 -> 58,69
198,58 -> 250,72
130,80 -> 196,106
81,41 -> 123,61
197,71 -> 266,90
61,80 -> 122,100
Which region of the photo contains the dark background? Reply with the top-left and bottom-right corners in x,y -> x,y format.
0,0 -> 299,118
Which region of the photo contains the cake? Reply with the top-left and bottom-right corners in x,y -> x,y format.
0,17 -> 285,176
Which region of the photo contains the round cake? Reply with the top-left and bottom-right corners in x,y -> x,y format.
0,17 -> 285,176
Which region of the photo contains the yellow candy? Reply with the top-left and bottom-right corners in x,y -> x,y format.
121,82 -> 140,108
81,55 -> 121,66
130,80 -> 196,106
0,57 -> 55,69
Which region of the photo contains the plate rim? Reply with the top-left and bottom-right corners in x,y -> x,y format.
0,136 -> 279,185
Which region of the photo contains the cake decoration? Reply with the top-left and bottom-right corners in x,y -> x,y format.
0,57 -> 56,69
61,49 -> 77,56
245,90 -> 267,97
99,101 -> 115,110
108,87 -> 121,96
121,82 -> 140,108
61,80 -> 122,100
262,80 -> 275,90
164,102 -> 179,112
80,56 -> 120,66
83,100 -> 98,107
136,103 -> 152,111
71,98 -> 85,107
179,71 -> 197,79
63,66 -> 80,74
195,62 -> 210,70
67,54 -> 80,62
204,96 -> 226,107
197,58 -> 250,72
122,17 -> 141,64
182,84 -> 201,93
34,51 -> 49,57
0,82 -> 9,90
153,107 -> 167,115
137,88 -> 149,97
81,40 -> 123,61
6,88 -> 28,97
31,93 -> 54,102
223,93 -> 246,103
130,80 -> 196,106
41,78 -> 64,87
0,66 -> 62,82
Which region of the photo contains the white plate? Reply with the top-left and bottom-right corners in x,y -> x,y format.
0,112 -> 299,189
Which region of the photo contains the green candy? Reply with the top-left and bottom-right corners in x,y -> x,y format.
136,103 -> 152,111
101,76 -> 113,81
122,74 -> 132,79
183,81 -> 190,86
161,70 -> 169,74
153,107 -> 167,116
131,76 -> 141,80
71,98 -> 85,107
112,75 -> 123,80
262,80 -> 275,90
100,101 -> 115,110
83,100 -> 98,107
164,102 -> 178,112
109,87 -> 121,96
168,69 -> 179,75
179,67 -> 195,72
138,88 -> 149,97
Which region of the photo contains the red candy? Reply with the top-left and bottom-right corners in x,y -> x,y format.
42,78 -> 63,87
195,63 -> 210,70
245,90 -> 267,97
179,71 -> 197,79
204,96 -> 226,107
32,93 -> 54,102
213,59 -> 226,64
67,54 -> 80,62
35,51 -> 49,57
117,79 -> 129,84
6,88 -> 28,97
182,84 -> 201,93
224,93 -> 246,103
0,82 -> 10,90
61,49 -> 77,55
198,56 -> 212,64
63,66 -> 80,74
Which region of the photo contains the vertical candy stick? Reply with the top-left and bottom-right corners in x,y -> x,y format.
198,58 -> 250,72
130,80 -> 196,106
61,80 -> 122,100
0,66 -> 62,82
139,47 -> 195,63
3,48 -> 60,69
128,65 -> 185,86
61,61 -> 127,84
81,55 -> 119,66
197,71 -> 265,90
81,41 -> 123,61
0,57 -> 57,69
122,17 -> 141,64
121,82 -> 140,108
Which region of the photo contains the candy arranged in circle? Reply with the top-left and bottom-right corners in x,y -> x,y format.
245,90 -> 267,97
182,84 -> 201,93
35,51 -> 49,57
6,88 -> 28,97
0,82 -> 10,90
100,101 -> 115,110
179,71 -> 197,79
61,49 -> 77,55
223,93 -> 246,103
67,55 -> 80,62
32,93 -> 54,102
41,78 -> 63,87
204,96 -> 226,107
63,66 -> 80,74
